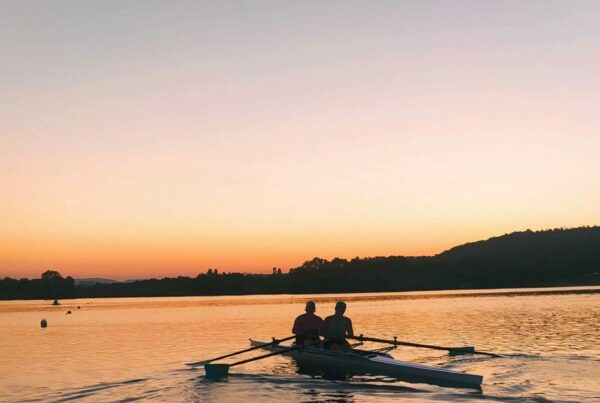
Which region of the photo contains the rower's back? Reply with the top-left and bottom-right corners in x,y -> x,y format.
321,301 -> 354,350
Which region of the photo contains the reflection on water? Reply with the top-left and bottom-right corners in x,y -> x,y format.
0,287 -> 599,402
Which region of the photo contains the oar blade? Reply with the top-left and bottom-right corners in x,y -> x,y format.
204,363 -> 230,379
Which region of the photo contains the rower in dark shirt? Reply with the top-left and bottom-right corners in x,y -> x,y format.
292,301 -> 323,346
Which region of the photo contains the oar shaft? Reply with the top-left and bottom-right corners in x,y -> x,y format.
351,335 -> 453,351
350,335 -> 500,357
229,346 -> 301,367
188,335 -> 295,366
465,350 -> 500,357
210,336 -> 295,362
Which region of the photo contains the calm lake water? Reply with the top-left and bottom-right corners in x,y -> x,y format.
1,287 -> 599,402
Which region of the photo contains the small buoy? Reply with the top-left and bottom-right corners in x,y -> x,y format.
41,319 -> 47,328
66,310 -> 72,315
77,306 -> 80,309
52,299 -> 60,306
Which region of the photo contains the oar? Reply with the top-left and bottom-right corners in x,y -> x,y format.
186,335 -> 295,367
350,335 -> 501,357
204,345 -> 302,379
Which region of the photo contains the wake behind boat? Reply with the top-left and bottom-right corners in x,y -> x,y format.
249,339 -> 483,389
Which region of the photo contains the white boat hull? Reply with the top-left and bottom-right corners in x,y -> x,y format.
250,339 -> 483,389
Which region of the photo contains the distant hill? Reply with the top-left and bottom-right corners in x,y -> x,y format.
439,227 -> 600,260
2,226 -> 599,299
428,226 -> 600,289
285,226 -> 600,292
75,278 -> 119,287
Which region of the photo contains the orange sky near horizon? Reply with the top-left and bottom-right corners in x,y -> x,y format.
1,1 -> 600,280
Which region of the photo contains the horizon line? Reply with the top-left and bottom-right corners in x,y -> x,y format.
6,225 -> 597,281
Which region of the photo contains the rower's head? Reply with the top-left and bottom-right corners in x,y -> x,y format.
335,301 -> 346,315
305,301 -> 316,314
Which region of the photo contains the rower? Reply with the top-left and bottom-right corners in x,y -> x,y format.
321,301 -> 354,351
292,301 -> 323,346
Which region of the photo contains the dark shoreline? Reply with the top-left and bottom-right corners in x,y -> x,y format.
1,284 -> 599,302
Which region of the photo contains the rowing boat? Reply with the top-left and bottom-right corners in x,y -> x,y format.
249,339 -> 483,389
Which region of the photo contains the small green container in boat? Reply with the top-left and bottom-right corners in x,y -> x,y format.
204,363 -> 230,379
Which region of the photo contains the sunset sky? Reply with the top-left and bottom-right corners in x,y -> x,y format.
1,1 -> 599,280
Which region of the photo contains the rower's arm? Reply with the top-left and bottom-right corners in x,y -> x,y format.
346,318 -> 354,338
292,317 -> 301,335
320,317 -> 329,337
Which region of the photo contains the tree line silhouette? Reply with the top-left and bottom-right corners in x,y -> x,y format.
1,227 -> 599,300
0,270 -> 75,300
